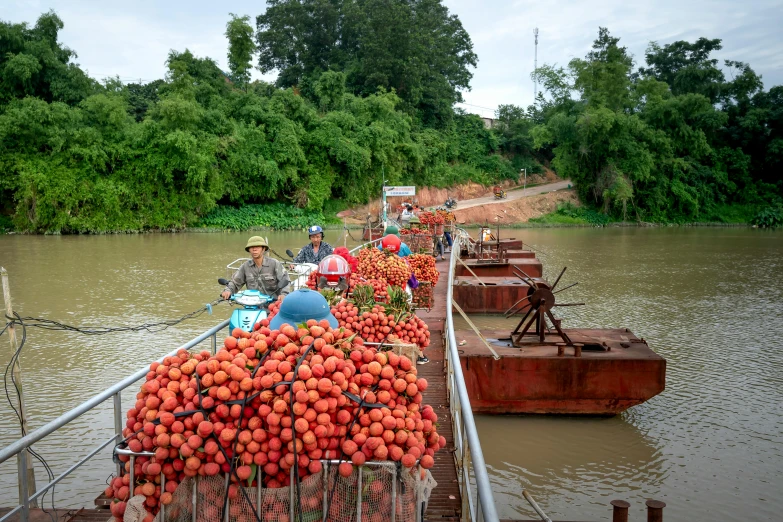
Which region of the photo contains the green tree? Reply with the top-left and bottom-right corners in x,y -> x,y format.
225,14 -> 255,89
255,0 -> 476,124
0,11 -> 96,105
638,38 -> 725,103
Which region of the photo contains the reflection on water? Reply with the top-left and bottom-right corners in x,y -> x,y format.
1,228 -> 782,522
477,415 -> 666,518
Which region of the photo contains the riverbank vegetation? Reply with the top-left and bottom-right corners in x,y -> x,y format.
0,5 -> 780,233
0,8 -> 527,234
525,30 -> 782,225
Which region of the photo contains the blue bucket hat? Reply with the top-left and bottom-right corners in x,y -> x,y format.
269,288 -> 338,330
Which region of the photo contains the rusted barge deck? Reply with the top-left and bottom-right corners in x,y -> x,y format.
453,276 -> 533,314
455,258 -> 542,278
456,329 -> 666,415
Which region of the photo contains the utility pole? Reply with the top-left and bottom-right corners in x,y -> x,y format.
1,267 -> 38,508
533,28 -> 539,101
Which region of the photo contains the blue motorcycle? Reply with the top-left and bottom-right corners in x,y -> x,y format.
217,278 -> 272,332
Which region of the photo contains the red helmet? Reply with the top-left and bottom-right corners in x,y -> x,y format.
381,234 -> 401,254
317,255 -> 351,284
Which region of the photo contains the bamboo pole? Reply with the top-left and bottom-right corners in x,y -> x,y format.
1,267 -> 38,507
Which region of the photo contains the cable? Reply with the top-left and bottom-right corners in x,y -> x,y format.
3,300 -> 222,336
0,302 -> 220,521
3,314 -> 57,522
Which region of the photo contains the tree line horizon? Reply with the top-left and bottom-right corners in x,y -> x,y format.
0,2 -> 780,233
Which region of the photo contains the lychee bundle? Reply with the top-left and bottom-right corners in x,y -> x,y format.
305,272 -> 391,302
105,321 -> 442,521
408,254 -> 440,286
357,249 -> 411,288
418,211 -> 445,226
330,300 -> 431,348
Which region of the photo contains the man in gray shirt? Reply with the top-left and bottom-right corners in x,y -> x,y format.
221,236 -> 291,301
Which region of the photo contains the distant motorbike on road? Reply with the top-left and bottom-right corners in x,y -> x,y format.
445,197 -> 457,209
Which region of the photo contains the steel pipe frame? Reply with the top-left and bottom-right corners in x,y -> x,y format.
0,320 -> 229,522
0,319 -> 229,466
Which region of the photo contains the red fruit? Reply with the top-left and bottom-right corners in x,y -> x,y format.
401,454 -> 416,468
420,455 -> 434,469
351,451 -> 366,466
338,462 -> 353,477
341,440 -> 358,456
236,465 -> 252,481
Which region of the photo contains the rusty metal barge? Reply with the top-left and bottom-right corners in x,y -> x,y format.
444,229 -> 666,416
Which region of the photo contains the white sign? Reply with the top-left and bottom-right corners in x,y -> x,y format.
383,186 -> 416,196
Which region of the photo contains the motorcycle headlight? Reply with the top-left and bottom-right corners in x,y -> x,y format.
235,294 -> 264,306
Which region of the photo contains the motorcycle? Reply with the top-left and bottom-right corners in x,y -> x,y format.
217,278 -> 272,332
284,249 -> 318,291
493,189 -> 507,199
444,197 -> 457,209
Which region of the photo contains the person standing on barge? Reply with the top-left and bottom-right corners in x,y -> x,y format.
222,236 -> 291,301
293,225 -> 334,264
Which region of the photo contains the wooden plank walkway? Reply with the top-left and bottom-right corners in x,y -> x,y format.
415,256 -> 462,522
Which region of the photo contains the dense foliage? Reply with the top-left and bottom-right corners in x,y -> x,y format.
1,10 -> 780,233
196,203 -> 333,230
521,28 -> 783,222
256,0 -> 477,126
0,9 -> 515,233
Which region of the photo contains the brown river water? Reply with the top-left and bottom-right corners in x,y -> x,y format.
1,228 -> 782,521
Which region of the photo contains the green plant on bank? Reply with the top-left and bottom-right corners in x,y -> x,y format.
195,203 -> 338,230
529,202 -> 612,226
751,206 -> 783,228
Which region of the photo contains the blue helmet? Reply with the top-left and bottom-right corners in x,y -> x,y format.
269,288 -> 338,331
308,225 -> 324,238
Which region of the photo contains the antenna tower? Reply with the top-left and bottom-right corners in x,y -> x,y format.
533,27 -> 539,101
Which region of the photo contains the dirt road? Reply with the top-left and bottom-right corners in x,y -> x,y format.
444,179 -> 571,211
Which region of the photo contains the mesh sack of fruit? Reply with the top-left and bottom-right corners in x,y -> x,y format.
408,255 -> 439,287
357,248 -> 411,288
148,463 -> 421,522
405,234 -> 433,256
411,282 -> 434,311
322,462 -> 419,522
109,320 -> 442,522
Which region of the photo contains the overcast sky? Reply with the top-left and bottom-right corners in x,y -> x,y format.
3,0 -> 782,118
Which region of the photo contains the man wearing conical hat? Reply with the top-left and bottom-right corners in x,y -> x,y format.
221,236 -> 291,301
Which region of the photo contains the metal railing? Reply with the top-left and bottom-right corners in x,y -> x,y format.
444,231 -> 500,522
0,319 -> 230,522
